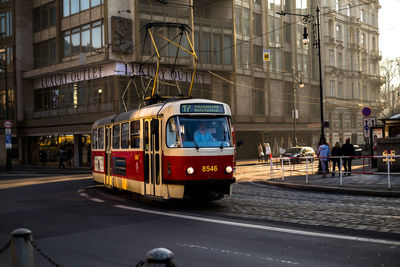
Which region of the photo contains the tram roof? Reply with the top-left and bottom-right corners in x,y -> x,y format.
92,99 -> 230,128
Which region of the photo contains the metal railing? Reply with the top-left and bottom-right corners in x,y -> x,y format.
258,155 -> 400,189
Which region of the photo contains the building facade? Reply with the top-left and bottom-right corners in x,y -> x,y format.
0,0 -> 382,166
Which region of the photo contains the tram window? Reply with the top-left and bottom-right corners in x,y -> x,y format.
166,117 -> 180,148
156,154 -> 160,185
113,124 -> 120,149
92,129 -> 98,149
121,122 -> 129,149
144,121 -> 149,151
98,127 -> 104,149
131,120 -> 140,149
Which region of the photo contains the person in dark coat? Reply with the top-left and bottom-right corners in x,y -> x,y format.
330,142 -> 342,176
341,138 -> 355,176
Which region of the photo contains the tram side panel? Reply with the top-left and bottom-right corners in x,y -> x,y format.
109,150 -> 145,193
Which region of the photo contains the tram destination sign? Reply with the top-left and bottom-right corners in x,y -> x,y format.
180,104 -> 224,114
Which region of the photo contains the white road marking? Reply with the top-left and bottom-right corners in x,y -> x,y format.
114,204 -> 400,247
89,198 -> 104,203
176,242 -> 300,265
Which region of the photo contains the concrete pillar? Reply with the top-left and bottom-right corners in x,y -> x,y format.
73,134 -> 82,167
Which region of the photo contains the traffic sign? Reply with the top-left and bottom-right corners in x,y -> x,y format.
3,120 -> 12,128
263,49 -> 270,61
363,117 -> 376,138
362,107 -> 371,117
5,134 -> 11,149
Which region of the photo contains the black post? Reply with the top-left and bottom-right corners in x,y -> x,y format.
3,52 -> 11,171
316,6 -> 325,144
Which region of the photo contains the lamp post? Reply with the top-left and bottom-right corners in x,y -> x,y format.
292,67 -> 304,147
0,48 -> 11,170
277,6 -> 325,144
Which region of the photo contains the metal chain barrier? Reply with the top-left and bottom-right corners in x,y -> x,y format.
0,240 -> 11,255
29,239 -> 63,267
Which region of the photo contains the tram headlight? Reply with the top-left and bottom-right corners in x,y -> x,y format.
225,166 -> 233,174
186,167 -> 194,175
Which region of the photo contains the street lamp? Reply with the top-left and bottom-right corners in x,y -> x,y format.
292,66 -> 304,147
0,48 -> 11,170
277,6 -> 326,145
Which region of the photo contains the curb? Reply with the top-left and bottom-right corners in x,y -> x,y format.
263,180 -> 400,198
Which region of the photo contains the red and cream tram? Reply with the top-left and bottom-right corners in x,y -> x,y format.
91,99 -> 236,200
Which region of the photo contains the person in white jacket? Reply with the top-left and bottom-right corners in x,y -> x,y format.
264,143 -> 271,162
317,140 -> 330,177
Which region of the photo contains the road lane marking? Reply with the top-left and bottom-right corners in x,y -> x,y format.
114,204 -> 400,246
176,242 -> 300,265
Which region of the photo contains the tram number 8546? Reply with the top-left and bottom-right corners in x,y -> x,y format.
202,165 -> 218,172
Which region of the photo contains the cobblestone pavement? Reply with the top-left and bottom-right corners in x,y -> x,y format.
235,160 -> 400,194
215,183 -> 400,235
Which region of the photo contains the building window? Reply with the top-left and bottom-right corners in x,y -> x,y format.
63,20 -> 104,57
360,10 -> 364,22
33,2 -> 56,33
337,81 -> 343,98
34,39 -> 56,67
329,49 -> 335,66
63,0 -> 103,17
330,80 -> 335,97
337,52 -> 342,69
0,11 -> 12,38
223,35 -> 232,65
336,25 -> 342,41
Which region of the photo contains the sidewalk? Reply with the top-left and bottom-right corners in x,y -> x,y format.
0,164 -> 91,176
236,159 -> 400,197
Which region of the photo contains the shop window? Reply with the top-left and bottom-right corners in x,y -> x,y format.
63,20 -> 104,57
131,120 -> 140,149
63,0 -> 103,17
121,122 -> 129,149
113,124 -> 120,149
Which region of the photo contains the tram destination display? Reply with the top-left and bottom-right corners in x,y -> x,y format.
180,103 -> 224,114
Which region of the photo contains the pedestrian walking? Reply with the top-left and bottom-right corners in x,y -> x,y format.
257,143 -> 264,162
39,150 -> 47,167
317,140 -> 330,177
264,143 -> 271,162
67,146 -> 73,167
342,138 -> 355,176
330,142 -> 342,176
58,147 -> 66,169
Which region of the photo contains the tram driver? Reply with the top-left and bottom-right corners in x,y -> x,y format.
194,122 -> 215,144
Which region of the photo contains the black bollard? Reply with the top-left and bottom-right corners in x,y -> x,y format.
146,248 -> 174,267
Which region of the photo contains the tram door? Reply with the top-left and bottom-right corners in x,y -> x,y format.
105,126 -> 112,186
144,118 -> 163,196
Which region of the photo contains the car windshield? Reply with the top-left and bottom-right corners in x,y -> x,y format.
166,116 -> 232,148
286,148 -> 302,154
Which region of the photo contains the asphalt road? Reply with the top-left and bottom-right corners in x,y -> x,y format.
0,174 -> 399,266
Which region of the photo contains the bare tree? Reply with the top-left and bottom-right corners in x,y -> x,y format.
380,58 -> 400,117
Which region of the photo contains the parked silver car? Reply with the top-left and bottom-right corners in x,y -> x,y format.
281,146 -> 316,163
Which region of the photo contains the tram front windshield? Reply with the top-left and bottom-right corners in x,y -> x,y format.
166,116 -> 232,148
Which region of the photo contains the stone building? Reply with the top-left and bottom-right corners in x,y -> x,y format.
0,0 -> 382,166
